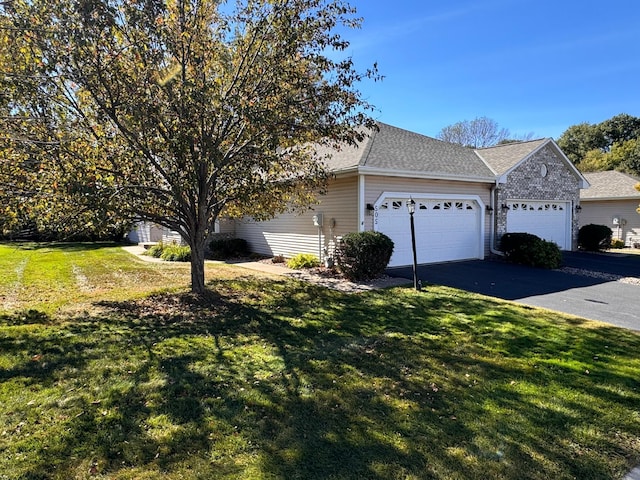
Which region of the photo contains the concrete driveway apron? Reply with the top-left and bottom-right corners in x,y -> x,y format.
389,251 -> 640,331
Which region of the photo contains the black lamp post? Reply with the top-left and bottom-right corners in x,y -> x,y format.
407,198 -> 420,291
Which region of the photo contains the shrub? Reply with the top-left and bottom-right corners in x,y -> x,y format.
160,245 -> 191,262
610,238 -> 625,249
286,253 -> 320,269
145,242 -> 164,258
578,224 -> 613,251
500,232 -> 562,269
209,238 -> 249,259
335,231 -> 394,281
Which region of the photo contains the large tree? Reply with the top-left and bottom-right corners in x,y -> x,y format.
436,116 -> 533,148
1,0 -> 379,292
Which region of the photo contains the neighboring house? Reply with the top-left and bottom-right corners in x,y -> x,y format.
234,122 -> 589,268
126,221 -> 163,244
579,171 -> 640,247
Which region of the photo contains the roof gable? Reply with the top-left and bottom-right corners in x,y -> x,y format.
475,139 -> 548,175
476,138 -> 589,188
581,171 -> 640,200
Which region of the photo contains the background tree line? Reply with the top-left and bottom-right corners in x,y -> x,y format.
556,113 -> 640,176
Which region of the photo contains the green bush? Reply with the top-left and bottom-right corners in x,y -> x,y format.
500,232 -> 562,269
610,238 -> 625,249
335,231 -> 394,281
286,253 -> 320,269
160,245 -> 191,262
145,242 -> 164,258
209,238 -> 249,259
578,224 -> 613,251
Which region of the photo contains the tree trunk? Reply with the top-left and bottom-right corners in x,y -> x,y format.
190,239 -> 206,294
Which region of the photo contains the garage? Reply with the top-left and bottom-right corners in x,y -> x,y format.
506,200 -> 571,250
374,195 -> 484,267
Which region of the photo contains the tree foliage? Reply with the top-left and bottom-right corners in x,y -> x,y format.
1,0 -> 380,292
436,116 -> 534,148
557,113 -> 640,176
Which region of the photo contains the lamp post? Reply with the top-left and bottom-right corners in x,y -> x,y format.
407,198 -> 420,291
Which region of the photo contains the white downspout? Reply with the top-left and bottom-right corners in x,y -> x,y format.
358,174 -> 366,232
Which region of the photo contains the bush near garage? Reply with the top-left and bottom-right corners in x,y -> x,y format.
335,231 -> 394,281
208,238 -> 249,259
500,232 -> 562,269
286,253 -> 320,269
578,224 -> 613,251
610,238 -> 625,249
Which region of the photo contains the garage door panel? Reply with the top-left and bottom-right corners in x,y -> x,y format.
375,197 -> 482,267
506,201 -> 570,249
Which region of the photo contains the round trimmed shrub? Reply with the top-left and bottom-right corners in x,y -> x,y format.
500,232 -> 562,269
335,231 -> 394,281
578,224 -> 613,251
286,253 -> 320,269
209,238 -> 249,259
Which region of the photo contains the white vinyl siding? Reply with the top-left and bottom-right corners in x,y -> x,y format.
579,200 -> 640,247
235,177 -> 359,259
127,222 -> 163,244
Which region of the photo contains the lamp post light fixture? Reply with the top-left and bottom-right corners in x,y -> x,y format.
407,198 -> 420,291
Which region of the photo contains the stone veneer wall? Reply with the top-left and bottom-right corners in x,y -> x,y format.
494,144 -> 581,249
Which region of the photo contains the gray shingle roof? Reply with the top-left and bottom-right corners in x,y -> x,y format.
475,139 -> 549,175
581,171 -> 640,200
322,122 -> 495,180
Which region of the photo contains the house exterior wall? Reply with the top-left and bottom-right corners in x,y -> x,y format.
579,199 -> 640,247
127,222 -> 163,244
495,144 -> 581,249
235,176 -> 359,259
362,175 -> 493,256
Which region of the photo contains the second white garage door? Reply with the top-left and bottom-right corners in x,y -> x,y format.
374,195 -> 484,267
506,200 -> 571,250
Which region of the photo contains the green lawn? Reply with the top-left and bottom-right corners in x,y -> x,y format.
1,243 -> 639,479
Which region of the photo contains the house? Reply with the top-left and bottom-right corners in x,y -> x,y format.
234,122 -> 589,267
579,171 -> 640,247
126,221 -> 163,244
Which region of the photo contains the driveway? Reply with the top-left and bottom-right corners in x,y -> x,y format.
388,251 -> 640,330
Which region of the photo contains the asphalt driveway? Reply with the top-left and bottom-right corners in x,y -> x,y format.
389,251 -> 640,330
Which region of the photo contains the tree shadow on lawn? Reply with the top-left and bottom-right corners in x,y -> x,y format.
1,279 -> 639,479
1,241 -> 120,252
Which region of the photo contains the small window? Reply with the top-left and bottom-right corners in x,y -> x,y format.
392,201 -> 402,210
419,203 -> 428,210
540,164 -> 548,177
443,202 -> 452,210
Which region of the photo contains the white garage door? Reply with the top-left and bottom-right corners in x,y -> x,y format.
374,196 -> 483,267
506,201 -> 571,250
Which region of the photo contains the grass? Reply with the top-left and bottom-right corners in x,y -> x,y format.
1,242 -> 639,479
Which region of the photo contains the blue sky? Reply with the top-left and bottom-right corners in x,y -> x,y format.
342,0 -> 640,140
